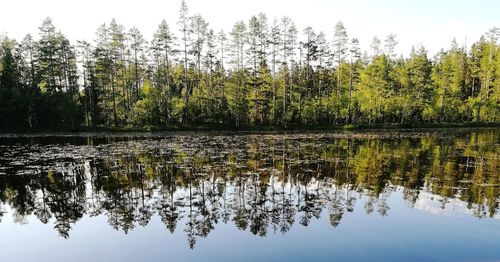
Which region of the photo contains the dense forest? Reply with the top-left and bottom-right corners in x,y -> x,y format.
0,1 -> 499,131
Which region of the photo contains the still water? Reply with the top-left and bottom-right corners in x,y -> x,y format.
0,129 -> 498,261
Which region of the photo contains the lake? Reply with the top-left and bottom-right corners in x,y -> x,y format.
0,129 -> 498,261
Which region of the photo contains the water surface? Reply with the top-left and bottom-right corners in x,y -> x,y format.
0,129 -> 499,261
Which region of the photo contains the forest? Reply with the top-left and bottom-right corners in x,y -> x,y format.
0,0 -> 499,131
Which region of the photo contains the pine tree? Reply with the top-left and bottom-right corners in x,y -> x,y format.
229,21 -> 247,126
0,38 -> 18,90
370,37 -> 382,58
332,21 -> 349,123
37,18 -> 59,92
129,27 -> 145,100
384,33 -> 398,61
152,19 -> 176,124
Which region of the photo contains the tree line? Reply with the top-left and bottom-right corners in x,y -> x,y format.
0,0 -> 499,131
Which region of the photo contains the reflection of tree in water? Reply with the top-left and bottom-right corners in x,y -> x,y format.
0,206 -> 4,223
0,130 -> 498,248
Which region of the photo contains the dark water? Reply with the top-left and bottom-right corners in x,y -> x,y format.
0,129 -> 498,262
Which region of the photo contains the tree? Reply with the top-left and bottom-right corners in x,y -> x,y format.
348,38 -> 362,123
247,15 -> 269,124
316,32 -> 329,119
355,55 -> 392,124
370,37 -> 382,58
19,34 -> 37,94
0,38 -> 18,90
77,40 -> 98,126
470,28 -> 499,122
269,19 -> 281,123
332,21 -> 349,123
151,19 -> 177,124
279,16 -> 297,125
178,0 -> 194,123
93,19 -> 126,126
384,33 -> 398,61
37,18 -> 58,92
0,9 -> 499,131
228,21 -> 247,126
405,46 -> 432,122
129,27 -> 146,100
301,26 -> 318,122
190,14 -> 208,90
35,18 -> 81,129
431,39 -> 468,122
0,37 -> 28,130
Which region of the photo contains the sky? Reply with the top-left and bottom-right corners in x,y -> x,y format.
1,0 -> 499,57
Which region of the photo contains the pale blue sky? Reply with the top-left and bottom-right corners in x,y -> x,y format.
1,0 -> 498,56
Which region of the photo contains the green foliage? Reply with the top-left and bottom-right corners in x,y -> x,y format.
356,55 -> 392,124
0,11 -> 499,131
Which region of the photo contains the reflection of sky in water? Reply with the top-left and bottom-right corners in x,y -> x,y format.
414,190 -> 500,220
1,189 -> 500,262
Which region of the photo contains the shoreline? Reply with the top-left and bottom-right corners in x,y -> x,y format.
0,123 -> 498,137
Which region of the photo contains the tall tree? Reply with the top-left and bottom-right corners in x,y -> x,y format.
77,40 -> 98,126
0,38 -> 18,90
384,33 -> 398,61
229,21 -> 247,126
37,18 -> 58,92
403,46 -> 432,122
190,14 -> 208,91
19,34 -> 37,93
178,0 -> 193,123
347,38 -> 361,123
370,37 -> 382,58
151,19 -> 176,124
332,21 -> 349,123
269,19 -> 281,123
356,55 -> 392,124
129,27 -> 145,100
